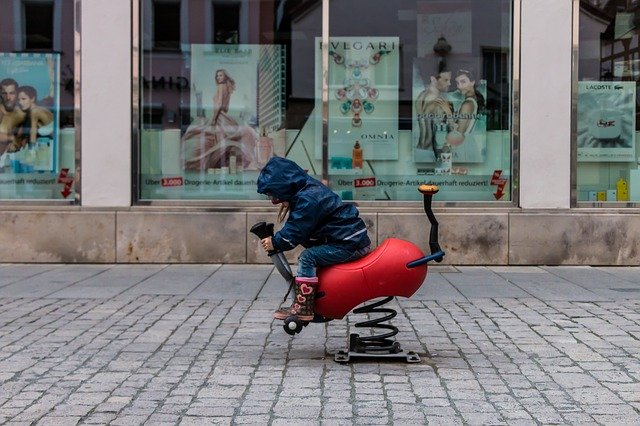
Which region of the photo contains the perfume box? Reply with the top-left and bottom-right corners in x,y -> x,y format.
588,191 -> 598,201
606,190 -> 617,201
617,177 -> 629,201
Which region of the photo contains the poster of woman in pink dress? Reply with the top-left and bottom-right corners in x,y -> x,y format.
181,44 -> 285,172
182,69 -> 259,171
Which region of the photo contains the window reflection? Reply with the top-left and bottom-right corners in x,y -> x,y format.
138,0 -> 513,202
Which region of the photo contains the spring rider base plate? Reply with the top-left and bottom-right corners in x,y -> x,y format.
334,333 -> 422,364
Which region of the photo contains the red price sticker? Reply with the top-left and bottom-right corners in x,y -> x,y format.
354,178 -> 376,188
161,177 -> 184,187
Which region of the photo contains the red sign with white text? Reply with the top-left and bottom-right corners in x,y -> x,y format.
161,177 -> 184,187
354,177 -> 376,188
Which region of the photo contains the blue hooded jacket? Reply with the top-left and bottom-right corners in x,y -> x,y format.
257,157 -> 371,252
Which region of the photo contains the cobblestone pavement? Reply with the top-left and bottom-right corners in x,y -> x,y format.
0,264 -> 638,424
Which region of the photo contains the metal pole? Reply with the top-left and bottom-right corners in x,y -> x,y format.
321,0 -> 329,184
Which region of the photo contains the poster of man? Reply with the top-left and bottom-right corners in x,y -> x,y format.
0,53 -> 59,173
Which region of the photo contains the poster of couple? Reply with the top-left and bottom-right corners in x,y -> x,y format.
0,52 -> 59,173
412,59 -> 487,166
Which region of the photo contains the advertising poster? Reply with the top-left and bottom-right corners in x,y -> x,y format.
0,52 -> 60,173
181,44 -> 285,173
577,81 -> 636,162
412,59 -> 487,166
315,36 -> 400,162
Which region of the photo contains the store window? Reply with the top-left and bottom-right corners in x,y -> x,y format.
577,0 -> 640,203
322,0 -> 513,201
0,0 -> 76,201
137,0 -> 514,202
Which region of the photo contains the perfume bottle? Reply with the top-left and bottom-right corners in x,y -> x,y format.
36,138 -> 50,169
439,143 -> 452,174
23,143 -> 37,171
352,140 -> 363,169
229,148 -> 237,174
236,151 -> 244,173
590,100 -> 621,140
256,128 -> 273,167
195,89 -> 204,120
446,123 -> 464,147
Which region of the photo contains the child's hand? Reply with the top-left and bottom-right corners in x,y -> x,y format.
261,237 -> 274,252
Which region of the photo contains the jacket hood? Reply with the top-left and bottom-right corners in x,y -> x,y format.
256,157 -> 310,201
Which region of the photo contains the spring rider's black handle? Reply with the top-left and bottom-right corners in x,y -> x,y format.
250,222 -> 277,256
250,221 -> 294,285
406,184 -> 445,268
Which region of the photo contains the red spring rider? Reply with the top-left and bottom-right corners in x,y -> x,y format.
252,159 -> 444,363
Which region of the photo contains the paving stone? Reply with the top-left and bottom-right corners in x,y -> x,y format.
0,265 -> 637,423
425,416 -> 464,425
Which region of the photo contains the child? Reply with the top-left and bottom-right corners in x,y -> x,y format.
257,156 -> 371,321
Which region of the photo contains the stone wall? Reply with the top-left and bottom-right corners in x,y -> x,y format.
0,209 -> 638,265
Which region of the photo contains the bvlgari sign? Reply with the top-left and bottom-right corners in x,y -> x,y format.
315,36 -> 400,161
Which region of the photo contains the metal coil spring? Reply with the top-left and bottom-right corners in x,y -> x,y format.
352,296 -> 401,353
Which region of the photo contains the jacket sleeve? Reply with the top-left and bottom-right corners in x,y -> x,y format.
272,196 -> 323,251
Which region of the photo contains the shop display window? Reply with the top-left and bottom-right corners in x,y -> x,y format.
577,0 -> 640,203
0,0 -> 77,201
138,0 -> 514,202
